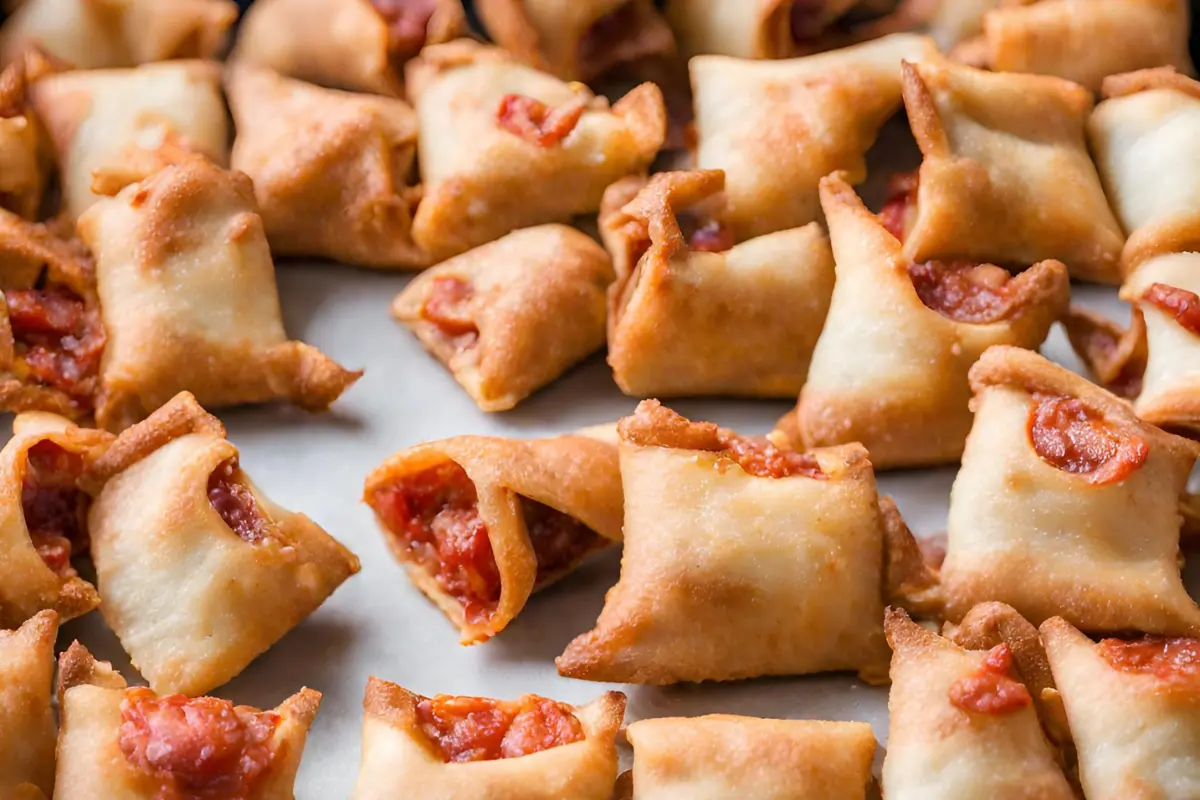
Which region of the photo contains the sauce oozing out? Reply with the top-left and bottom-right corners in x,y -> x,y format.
118,688 -> 279,800
908,260 -> 1015,324
5,287 -> 105,408
496,94 -> 586,148
948,644 -> 1032,715
415,693 -> 584,763
21,440 -> 88,577
717,431 -> 827,479
878,171 -> 919,242
1098,636 -> 1200,688
1143,283 -> 1200,336
420,276 -> 479,351
370,0 -> 436,62
1028,394 -> 1148,485
207,459 -> 270,545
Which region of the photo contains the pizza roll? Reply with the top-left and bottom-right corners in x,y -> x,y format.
882,608 -> 1074,799
391,225 -> 612,411
0,60 -> 47,221
226,64 -> 429,270
897,58 -> 1126,284
0,0 -> 237,70
557,400 -> 898,684
691,32 -> 938,241
790,173 -> 1069,469
76,158 -> 361,432
1089,68 -> 1200,271
87,392 -> 361,696
232,0 -> 466,96
352,678 -> 623,800
600,170 -> 835,398
364,431 -> 621,643
55,642 -> 320,799
941,345 -> 1200,634
1042,616 -> 1200,799
666,0 -> 870,59
0,610 -> 57,800
29,60 -> 228,220
476,0 -> 675,82
407,40 -> 666,261
624,715 -> 877,799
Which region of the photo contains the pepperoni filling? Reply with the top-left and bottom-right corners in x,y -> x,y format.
1098,636 -> 1200,689
496,94 -> 587,147
207,459 -> 270,545
878,171 -> 919,242
717,432 -> 827,479
1143,283 -> 1200,336
118,688 -> 280,800
21,440 -> 88,577
370,0 -> 436,63
1028,394 -> 1149,485
679,215 -> 735,253
520,497 -> 607,584
415,693 -> 584,763
908,260 -> 1015,324
948,644 -> 1033,715
420,276 -> 478,351
5,287 -> 105,408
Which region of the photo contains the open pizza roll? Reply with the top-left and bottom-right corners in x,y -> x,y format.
232,0 -> 465,96
407,40 -> 666,261
476,0 -> 675,82
392,225 -> 612,411
226,64 -> 429,270
0,610 -> 57,800
87,392 -> 361,696
0,59 -> 47,221
625,715 -> 877,799
1042,616 -> 1200,799
30,60 -> 228,220
790,173 -> 1069,469
941,345 -> 1200,634
352,678 -> 623,800
691,33 -> 938,241
665,0 -> 867,59
896,57 -> 1126,284
55,642 -> 321,799
364,431 -> 621,643
77,158 -> 361,432
600,170 -> 835,399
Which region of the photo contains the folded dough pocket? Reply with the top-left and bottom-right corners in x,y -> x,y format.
0,610 -> 57,800
0,59 -> 47,221
364,432 -> 622,643
666,0 -> 862,59
351,678 -> 624,800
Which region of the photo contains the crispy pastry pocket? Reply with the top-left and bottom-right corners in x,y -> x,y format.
364,432 -> 622,643
352,678 -> 624,800
86,392 -> 361,696
392,224 -> 612,411
55,642 -> 321,799
600,170 -> 835,399
941,345 -> 1200,634
77,158 -> 361,432
665,0 -> 863,60
0,610 -> 57,800
0,59 -> 47,220
791,173 -> 1069,469
406,40 -> 666,261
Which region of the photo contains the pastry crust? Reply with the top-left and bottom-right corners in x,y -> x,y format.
900,57 -> 1126,284
55,642 -> 321,799
665,0 -> 861,59
351,678 -> 624,800
231,0 -> 465,96
363,432 -> 622,643
0,59 -> 47,220
941,345 -> 1200,633
407,40 -> 666,261
601,170 -> 836,398
0,610 -> 57,800
77,158 -> 361,432
391,225 -> 612,411
792,173 -> 1069,469
624,714 -> 877,799
87,392 -> 361,696
691,33 -> 939,241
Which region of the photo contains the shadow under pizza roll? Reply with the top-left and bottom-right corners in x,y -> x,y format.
0,610 -> 56,800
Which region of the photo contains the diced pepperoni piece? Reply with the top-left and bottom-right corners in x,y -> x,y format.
4,287 -> 105,405
416,693 -> 584,763
908,260 -> 1015,324
207,458 -> 271,545
1143,283 -> 1200,336
1028,394 -> 1148,485
21,440 -> 88,577
878,171 -> 919,242
949,645 -> 1033,715
496,94 -> 587,147
519,498 -> 607,584
717,431 -> 828,479
1098,636 -> 1200,689
421,276 -> 478,350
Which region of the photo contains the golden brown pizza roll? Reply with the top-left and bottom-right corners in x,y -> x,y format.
1090,68 -> 1200,272
55,641 -> 321,799
30,60 -> 229,220
665,0 -> 867,59
0,610 -> 56,800
882,608 -> 1074,799
790,173 -> 1069,469
76,158 -> 361,432
391,225 -> 612,411
1042,616 -> 1200,799
941,345 -> 1200,634
352,678 -> 624,800
476,0 -> 675,82
624,715 -> 877,799
0,0 -> 237,70
86,392 -> 361,696
896,57 -> 1126,284
691,33 -> 938,241
226,64 -> 429,270
600,170 -> 835,399
232,0 -> 466,96
364,431 -> 622,643
407,40 -> 666,261
0,59 -> 47,220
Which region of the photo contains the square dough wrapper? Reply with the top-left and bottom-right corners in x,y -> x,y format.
0,610 -> 56,800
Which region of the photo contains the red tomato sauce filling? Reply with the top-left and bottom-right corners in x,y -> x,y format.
496,94 -> 587,148
1028,394 -> 1148,485
22,440 -> 88,577
878,171 -> 919,242
421,276 -> 479,351
207,458 -> 271,545
1143,283 -> 1200,336
5,287 -> 105,408
416,693 -> 584,763
908,260 -> 1016,324
1098,636 -> 1200,689
716,432 -> 828,479
118,688 -> 280,800
370,0 -> 436,62
948,644 -> 1032,715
